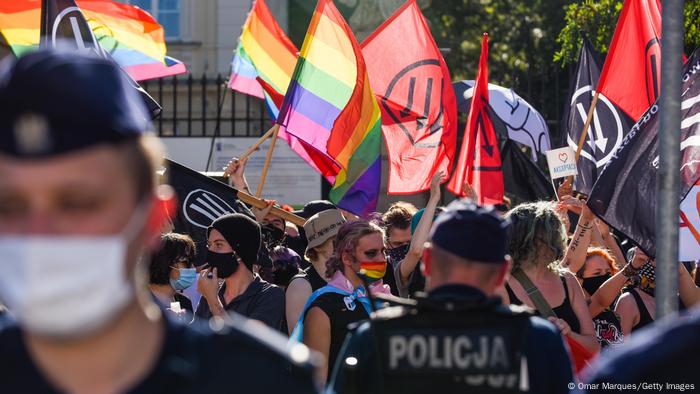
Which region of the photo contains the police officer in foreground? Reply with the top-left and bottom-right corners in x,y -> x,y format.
328,200 -> 573,394
0,49 -> 318,393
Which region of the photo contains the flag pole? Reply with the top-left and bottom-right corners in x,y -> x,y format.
569,91 -> 601,185
236,189 -> 306,227
656,0 -> 683,319
256,124 -> 281,197
222,124 -> 277,177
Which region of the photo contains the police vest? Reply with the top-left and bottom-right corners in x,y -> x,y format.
369,296 -> 531,394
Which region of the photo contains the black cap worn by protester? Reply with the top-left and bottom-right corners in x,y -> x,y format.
0,48 -> 151,158
208,213 -> 262,270
430,199 -> 511,264
292,200 -> 337,219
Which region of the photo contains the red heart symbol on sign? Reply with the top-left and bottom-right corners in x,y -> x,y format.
558,153 -> 568,163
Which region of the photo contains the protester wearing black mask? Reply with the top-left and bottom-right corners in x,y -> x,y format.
196,213 -> 285,330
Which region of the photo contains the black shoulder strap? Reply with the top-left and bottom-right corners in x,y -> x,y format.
511,268 -> 557,319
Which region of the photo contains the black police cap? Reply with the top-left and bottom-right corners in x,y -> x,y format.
0,49 -> 151,158
430,199 -> 511,264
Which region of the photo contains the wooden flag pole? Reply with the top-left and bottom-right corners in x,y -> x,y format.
236,190 -> 306,227
256,124 -> 281,197
569,91 -> 601,185
222,124 -> 277,177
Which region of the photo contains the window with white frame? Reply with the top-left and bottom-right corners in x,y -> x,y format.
129,0 -> 182,40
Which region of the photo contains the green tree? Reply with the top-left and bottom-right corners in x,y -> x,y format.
555,0 -> 700,67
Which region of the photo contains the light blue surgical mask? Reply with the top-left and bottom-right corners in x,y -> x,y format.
170,267 -> 197,291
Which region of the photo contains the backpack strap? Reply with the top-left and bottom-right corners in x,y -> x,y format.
510,268 -> 557,319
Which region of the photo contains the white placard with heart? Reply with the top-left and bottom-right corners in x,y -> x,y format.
546,147 -> 578,179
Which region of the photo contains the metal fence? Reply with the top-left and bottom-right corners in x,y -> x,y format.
144,68 -> 572,142
142,73 -> 274,138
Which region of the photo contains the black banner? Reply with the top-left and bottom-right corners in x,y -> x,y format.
588,47 -> 700,257
501,139 -> 554,203
40,0 -> 162,118
165,159 -> 252,265
561,38 -> 633,195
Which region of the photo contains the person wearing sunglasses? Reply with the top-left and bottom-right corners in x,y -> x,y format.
148,233 -> 198,322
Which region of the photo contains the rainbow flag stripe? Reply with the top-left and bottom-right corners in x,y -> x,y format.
228,0 -> 298,101
0,0 -> 185,81
278,0 -> 381,216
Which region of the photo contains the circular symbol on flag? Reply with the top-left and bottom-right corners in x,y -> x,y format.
566,86 -> 624,168
183,189 -> 235,228
51,6 -> 103,57
645,37 -> 661,107
381,59 -> 446,148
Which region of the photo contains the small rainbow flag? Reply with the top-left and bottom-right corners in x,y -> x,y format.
228,0 -> 298,109
0,0 -> 185,81
278,0 -> 381,216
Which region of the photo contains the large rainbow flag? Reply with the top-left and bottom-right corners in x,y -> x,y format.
229,0 -> 340,183
277,0 -> 382,216
0,0 -> 185,81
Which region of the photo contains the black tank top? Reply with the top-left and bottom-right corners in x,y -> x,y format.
506,275 -> 581,334
628,288 -> 654,331
306,292 -> 369,381
291,266 -> 326,291
593,309 -> 624,347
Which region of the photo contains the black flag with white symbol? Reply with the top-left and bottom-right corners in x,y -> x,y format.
165,159 -> 253,265
588,47 -> 700,258
40,0 -> 162,118
561,38 -> 633,195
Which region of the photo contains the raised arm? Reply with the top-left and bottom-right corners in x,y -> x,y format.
596,219 -> 626,270
560,200 -> 594,272
397,171 -> 444,285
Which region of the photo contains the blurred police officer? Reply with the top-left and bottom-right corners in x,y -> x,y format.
328,200 -> 573,394
0,49 -> 317,393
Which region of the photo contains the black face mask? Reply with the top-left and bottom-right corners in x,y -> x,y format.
206,250 -> 239,278
262,224 -> 286,248
582,273 -> 612,295
387,244 -> 410,264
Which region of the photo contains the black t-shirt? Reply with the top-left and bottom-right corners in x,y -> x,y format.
0,313 -> 316,393
593,309 -> 624,348
306,292 -> 368,381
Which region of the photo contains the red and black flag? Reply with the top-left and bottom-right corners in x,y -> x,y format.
40,0 -> 161,118
597,0 -> 661,121
447,33 -> 503,205
587,47 -> 700,258
361,0 -> 457,194
561,37 -> 633,195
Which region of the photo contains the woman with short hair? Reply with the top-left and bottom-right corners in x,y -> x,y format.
148,232 -> 197,322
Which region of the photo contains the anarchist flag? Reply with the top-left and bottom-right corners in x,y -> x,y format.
165,159 -> 253,265
447,33 -> 503,205
561,38 -> 633,195
501,139 -> 554,203
40,0 -> 162,118
588,47 -> 700,258
596,0 -> 661,121
361,0 -> 457,194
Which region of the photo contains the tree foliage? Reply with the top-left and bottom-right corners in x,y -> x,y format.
555,0 -> 700,67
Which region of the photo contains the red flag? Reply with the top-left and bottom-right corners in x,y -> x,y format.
361,0 -> 457,194
447,33 -> 504,205
597,0 -> 661,121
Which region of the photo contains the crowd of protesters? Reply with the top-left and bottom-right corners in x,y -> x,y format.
1,49 -> 699,393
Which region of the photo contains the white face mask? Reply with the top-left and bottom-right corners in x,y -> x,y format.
0,201 -> 149,339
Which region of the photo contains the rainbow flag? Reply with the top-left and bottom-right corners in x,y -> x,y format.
228,0 -> 298,106
0,0 -> 185,81
278,0 -> 382,216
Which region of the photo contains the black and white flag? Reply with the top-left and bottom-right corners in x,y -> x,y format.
40,0 -> 162,118
561,38 -> 633,195
588,47 -> 700,257
165,159 -> 253,265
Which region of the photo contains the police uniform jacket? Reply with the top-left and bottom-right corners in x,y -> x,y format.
0,311 -> 317,393
328,284 -> 573,394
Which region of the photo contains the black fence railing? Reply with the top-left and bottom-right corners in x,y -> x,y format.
142,73 -> 274,138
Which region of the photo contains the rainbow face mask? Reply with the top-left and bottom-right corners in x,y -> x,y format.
359,261 -> 387,283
